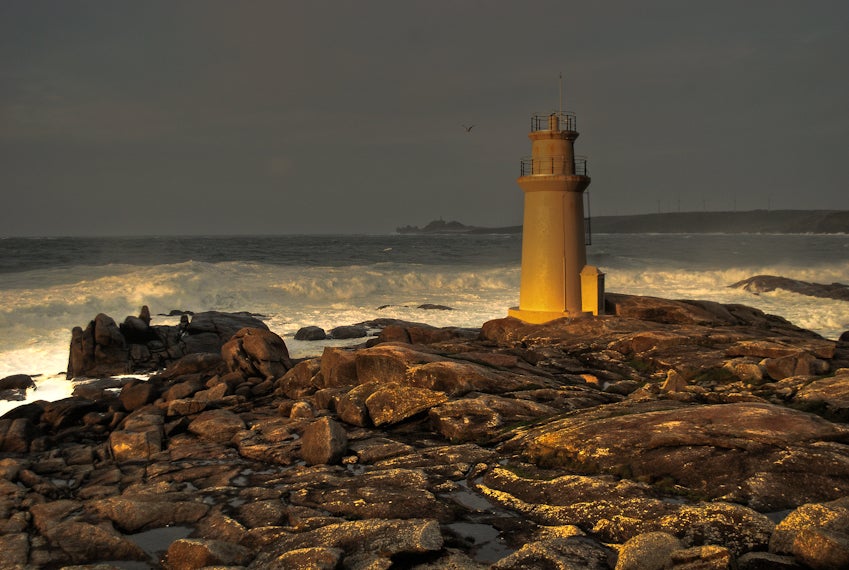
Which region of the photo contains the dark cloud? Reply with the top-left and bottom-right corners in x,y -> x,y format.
1,1 -> 848,235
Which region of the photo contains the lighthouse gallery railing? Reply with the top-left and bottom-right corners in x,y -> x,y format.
530,112 -> 577,132
520,156 -> 588,177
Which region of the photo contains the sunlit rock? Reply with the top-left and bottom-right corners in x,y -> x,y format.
300,416 -> 347,465
503,401 -> 849,510
165,538 -> 251,570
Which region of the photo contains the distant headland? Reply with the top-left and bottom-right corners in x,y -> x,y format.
397,209 -> 849,235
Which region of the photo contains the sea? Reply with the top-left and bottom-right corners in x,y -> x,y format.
2,232 -> 848,415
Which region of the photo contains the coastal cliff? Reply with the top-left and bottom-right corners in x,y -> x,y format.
1,296 -> 849,568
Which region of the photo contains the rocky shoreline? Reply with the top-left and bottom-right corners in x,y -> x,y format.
2,294 -> 849,569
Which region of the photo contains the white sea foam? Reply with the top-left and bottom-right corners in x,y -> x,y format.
0,261 -> 520,384
607,264 -> 849,339
2,235 -> 848,412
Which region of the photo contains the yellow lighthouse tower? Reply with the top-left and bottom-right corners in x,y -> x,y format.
508,105 -> 604,324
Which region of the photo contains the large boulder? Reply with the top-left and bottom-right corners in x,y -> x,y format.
505,401 -> 849,511
731,275 -> 849,302
157,352 -> 226,380
770,497 -> 849,569
406,360 -> 544,396
222,328 -> 292,379
90,496 -> 210,533
328,325 -> 368,339
118,380 -> 161,412
0,374 -> 35,402
165,538 -> 252,570
429,394 -> 559,442
605,293 -> 740,326
354,344 -> 442,384
319,347 -> 359,387
294,326 -> 327,341
0,374 -> 35,391
0,418 -> 37,453
287,468 -> 453,522
279,359 -> 321,398
300,417 -> 348,465
67,310 -> 270,378
188,409 -> 246,444
42,521 -> 148,564
68,313 -> 128,378
792,372 -> 849,420
476,465 -> 774,556
184,311 -> 268,349
109,409 -> 164,462
336,382 -> 380,426
364,383 -> 449,427
615,532 -> 682,570
41,398 -> 104,430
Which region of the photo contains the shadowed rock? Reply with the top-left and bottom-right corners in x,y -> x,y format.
0,374 -> 35,391
294,325 -> 327,340
221,327 -> 292,379
329,324 -> 369,339
68,313 -> 127,378
67,310 -> 269,378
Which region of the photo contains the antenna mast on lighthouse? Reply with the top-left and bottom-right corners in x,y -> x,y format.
559,72 -> 563,116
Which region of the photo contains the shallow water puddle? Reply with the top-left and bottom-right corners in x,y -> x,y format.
446,521 -> 514,562
125,525 -> 194,561
231,475 -> 249,486
765,509 -> 793,523
446,480 -> 498,512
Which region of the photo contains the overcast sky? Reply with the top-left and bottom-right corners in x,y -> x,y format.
2,1 -> 848,236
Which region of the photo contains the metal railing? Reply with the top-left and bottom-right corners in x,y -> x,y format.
530,111 -> 577,132
520,155 -> 588,176
575,155 -> 588,176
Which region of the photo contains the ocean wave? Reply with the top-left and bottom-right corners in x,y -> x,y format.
0,260 -> 521,377
1,257 -> 847,382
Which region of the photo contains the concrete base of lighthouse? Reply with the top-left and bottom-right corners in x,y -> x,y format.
508,265 -> 606,324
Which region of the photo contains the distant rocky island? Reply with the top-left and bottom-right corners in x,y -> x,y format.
398,209 -> 849,235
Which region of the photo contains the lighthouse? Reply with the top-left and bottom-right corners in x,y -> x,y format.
508,107 -> 605,323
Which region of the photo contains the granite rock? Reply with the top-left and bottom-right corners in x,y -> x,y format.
4,293 -> 848,568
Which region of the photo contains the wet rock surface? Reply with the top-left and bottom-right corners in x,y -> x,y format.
2,293 -> 849,568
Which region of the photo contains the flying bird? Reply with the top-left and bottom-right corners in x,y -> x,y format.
461,123 -> 475,133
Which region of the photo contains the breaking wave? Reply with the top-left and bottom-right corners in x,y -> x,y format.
1,233 -> 847,415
